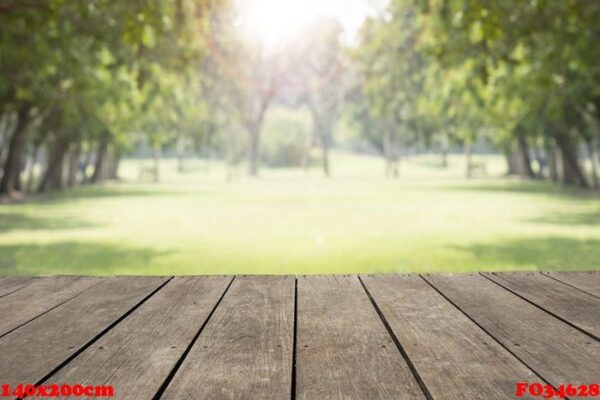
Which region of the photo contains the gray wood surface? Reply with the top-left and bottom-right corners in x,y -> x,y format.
543,271 -> 600,297
0,276 -> 168,386
487,272 -> 600,338
425,273 -> 600,387
46,276 -> 231,400
161,276 -> 295,400
295,275 -> 425,400
0,272 -> 598,398
0,276 -> 38,298
0,276 -> 99,337
361,274 -> 538,399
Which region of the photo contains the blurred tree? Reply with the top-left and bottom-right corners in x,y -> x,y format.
296,18 -> 348,176
352,1 -> 426,178
0,0 -> 215,195
418,0 -> 600,186
349,0 -> 600,186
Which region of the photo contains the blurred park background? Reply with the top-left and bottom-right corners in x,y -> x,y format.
1,0 -> 599,275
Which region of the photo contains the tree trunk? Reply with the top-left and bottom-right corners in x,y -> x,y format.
441,148 -> 448,169
383,122 -> 392,178
153,146 -> 161,183
505,144 -> 518,176
245,93 -> 273,177
0,104 -> 32,196
591,156 -> 599,190
321,132 -> 330,177
13,156 -> 24,192
90,134 -> 109,183
177,153 -> 184,173
67,144 -> 79,187
556,133 -> 588,188
0,112 -> 16,166
465,141 -> 473,179
516,135 -> 535,179
50,153 -> 65,190
393,127 -> 402,178
26,143 -> 40,192
440,131 -> 449,168
586,140 -> 599,189
38,137 -> 69,192
248,124 -> 260,176
301,135 -> 313,171
383,119 -> 400,178
546,144 -> 559,183
109,153 -> 120,180
302,120 -> 319,172
176,137 -> 185,173
81,151 -> 92,182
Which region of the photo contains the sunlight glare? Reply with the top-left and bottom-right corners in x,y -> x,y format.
237,0 -> 318,48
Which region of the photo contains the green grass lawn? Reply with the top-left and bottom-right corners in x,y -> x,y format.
1,152 -> 599,276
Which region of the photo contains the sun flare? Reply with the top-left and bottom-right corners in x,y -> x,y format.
237,0 -> 321,48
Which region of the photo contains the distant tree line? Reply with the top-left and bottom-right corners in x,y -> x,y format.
1,0 -> 599,197
0,0 -> 348,193
0,0 -> 214,196
350,0 -> 600,187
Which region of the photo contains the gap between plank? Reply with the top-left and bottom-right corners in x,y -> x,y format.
290,277 -> 298,400
18,277 -> 175,400
0,280 -> 103,341
0,286 -> 27,300
152,276 -> 236,400
419,274 -> 568,399
357,276 -> 433,400
0,278 -> 40,299
540,272 -> 600,300
483,273 -> 599,342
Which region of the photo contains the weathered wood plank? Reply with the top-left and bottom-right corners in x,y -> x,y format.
487,272 -> 600,338
0,276 -> 168,386
543,271 -> 600,297
361,274 -> 538,399
0,276 -> 38,298
425,274 -> 600,387
0,276 -> 99,337
161,276 -> 294,400
45,276 -> 231,400
295,275 -> 425,400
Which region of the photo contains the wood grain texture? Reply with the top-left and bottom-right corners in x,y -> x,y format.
46,276 -> 231,400
161,276 -> 295,400
543,271 -> 600,297
295,275 -> 425,400
487,272 -> 600,338
0,276 -> 168,386
0,276 -> 38,298
425,273 -> 600,387
0,276 -> 99,337
0,272 -> 597,398
361,274 -> 538,399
